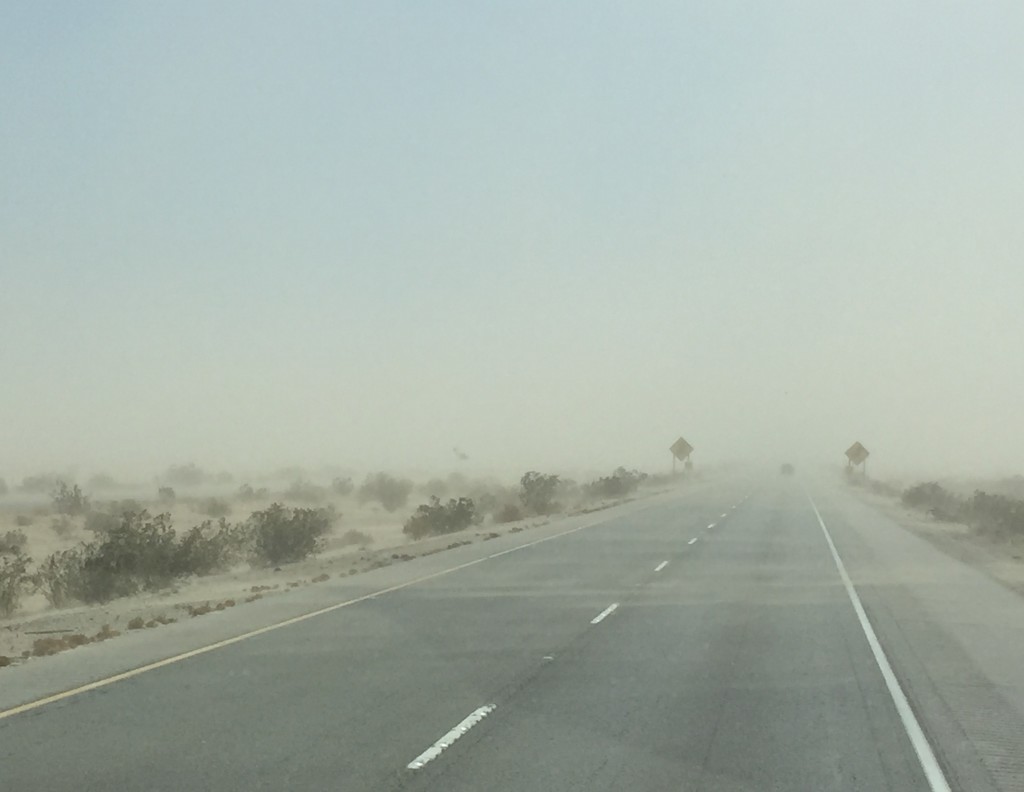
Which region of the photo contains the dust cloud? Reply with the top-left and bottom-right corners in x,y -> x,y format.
3,4 -> 1023,488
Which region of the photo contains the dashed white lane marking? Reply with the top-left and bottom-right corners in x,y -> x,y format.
655,561 -> 669,572
809,497 -> 951,792
407,705 -> 495,770
720,513 -> 727,518
591,603 -> 619,624
707,523 -> 716,529
688,537 -> 698,545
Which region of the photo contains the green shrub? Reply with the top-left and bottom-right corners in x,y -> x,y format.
962,490 -> 1024,537
20,474 -> 58,494
584,467 -> 647,500
195,497 -> 232,518
248,503 -> 334,566
52,481 -> 90,516
158,486 -> 177,504
331,477 -> 354,497
901,482 -> 962,520
520,472 -> 560,515
0,551 -> 30,617
50,516 -> 76,538
86,473 -> 118,491
403,497 -> 476,540
493,503 -> 523,523
237,483 -> 269,502
36,511 -> 178,604
173,518 -> 245,576
0,530 -> 27,554
358,473 -> 414,512
163,464 -> 207,488
338,528 -> 372,547
282,479 -> 328,503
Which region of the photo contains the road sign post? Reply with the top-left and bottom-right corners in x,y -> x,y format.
845,442 -> 869,476
670,437 -> 693,475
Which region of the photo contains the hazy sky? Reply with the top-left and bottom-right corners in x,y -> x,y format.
3,2 -> 1024,481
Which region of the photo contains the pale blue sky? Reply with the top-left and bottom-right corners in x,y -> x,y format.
3,2 -> 1024,480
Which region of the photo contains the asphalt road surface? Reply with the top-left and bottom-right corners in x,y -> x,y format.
3,476 -> 1024,791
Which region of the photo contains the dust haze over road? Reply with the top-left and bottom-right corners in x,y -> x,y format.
2,3 -> 1024,482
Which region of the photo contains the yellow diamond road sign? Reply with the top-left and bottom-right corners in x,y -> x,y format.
845,442 -> 869,465
670,437 -> 693,461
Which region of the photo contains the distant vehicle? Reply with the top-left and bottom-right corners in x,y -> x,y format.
780,463 -> 795,476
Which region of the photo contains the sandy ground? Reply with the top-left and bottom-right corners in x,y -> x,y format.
850,487 -> 1024,597
0,490 -> 651,665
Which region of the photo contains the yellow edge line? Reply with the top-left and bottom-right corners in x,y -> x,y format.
0,505 -> 641,722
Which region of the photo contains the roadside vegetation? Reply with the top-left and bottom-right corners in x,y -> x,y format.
847,472 -> 1024,540
0,463 -> 669,622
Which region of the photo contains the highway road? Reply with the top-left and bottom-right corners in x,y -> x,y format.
3,476 -> 1024,791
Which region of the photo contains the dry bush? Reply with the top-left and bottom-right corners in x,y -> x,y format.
194,497 -> 232,518
493,503 -> 523,523
0,530 -> 27,554
282,479 -> 328,503
358,473 -> 414,512
128,616 -> 145,630
312,573 -> 329,583
52,481 -> 90,516
519,472 -> 560,515
236,483 -> 269,502
247,503 -> 335,566
338,528 -> 372,547
331,477 -> 354,497
0,551 -> 30,617
583,468 -> 647,500
403,497 -> 476,540
14,515 -> 33,527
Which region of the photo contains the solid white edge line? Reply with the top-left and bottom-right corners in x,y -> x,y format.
407,705 -> 495,769
687,537 -> 698,545
591,603 -> 619,624
808,497 -> 951,792
655,560 -> 669,572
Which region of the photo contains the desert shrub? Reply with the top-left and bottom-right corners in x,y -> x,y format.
584,467 -> 647,500
520,471 -> 560,515
52,481 -> 90,516
866,478 -> 902,498
962,491 -> 1024,537
0,530 -> 27,554
237,483 -> 269,502
20,474 -> 58,494
247,504 -> 334,566
163,463 -> 206,488
14,515 -> 33,527
338,528 -> 373,547
901,482 -> 963,520
420,478 -> 449,498
0,551 -> 30,617
195,497 -> 232,518
331,477 -> 354,497
35,511 -> 179,604
282,479 -> 328,503
173,518 -> 245,577
494,503 -> 523,523
86,473 -> 118,491
403,497 -> 476,540
158,486 -> 177,504
50,516 -> 76,537
358,473 -> 414,512
84,510 -> 120,534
